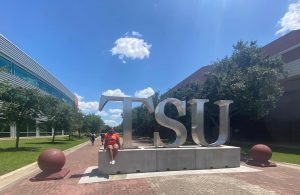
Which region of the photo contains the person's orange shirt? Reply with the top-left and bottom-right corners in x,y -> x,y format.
104,133 -> 119,145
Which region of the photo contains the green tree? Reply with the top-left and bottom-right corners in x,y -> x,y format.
162,81 -> 205,102
131,41 -> 285,141
203,41 -> 285,119
51,103 -> 73,142
39,94 -> 60,142
40,95 -> 74,142
132,92 -> 161,137
161,82 -> 209,140
70,110 -> 84,138
82,114 -> 104,135
0,83 -> 42,148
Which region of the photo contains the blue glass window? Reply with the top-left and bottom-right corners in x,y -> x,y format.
0,55 -> 74,106
38,79 -> 52,94
0,55 -> 12,73
14,65 -> 28,81
27,73 -> 38,87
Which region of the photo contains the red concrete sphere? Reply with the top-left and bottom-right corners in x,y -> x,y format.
250,144 -> 272,162
38,148 -> 66,173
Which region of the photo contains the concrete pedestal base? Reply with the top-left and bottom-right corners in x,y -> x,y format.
98,146 -> 240,175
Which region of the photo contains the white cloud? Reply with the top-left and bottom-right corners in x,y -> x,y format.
75,93 -> 123,127
102,88 -> 155,98
74,93 -> 83,101
111,114 -> 121,120
111,32 -> 152,63
108,108 -> 122,114
102,89 -> 128,97
97,109 -> 122,126
132,31 -> 142,37
75,93 -> 98,114
95,110 -> 108,117
108,109 -> 122,120
104,120 -> 119,127
76,87 -> 154,127
276,1 -> 300,35
78,101 -> 98,113
134,87 -> 155,98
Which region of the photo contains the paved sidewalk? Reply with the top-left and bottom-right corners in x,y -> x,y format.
1,139 -> 300,195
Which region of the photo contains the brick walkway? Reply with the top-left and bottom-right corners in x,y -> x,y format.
1,139 -> 300,195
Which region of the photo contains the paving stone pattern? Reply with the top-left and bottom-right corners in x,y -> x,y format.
1,139 -> 300,195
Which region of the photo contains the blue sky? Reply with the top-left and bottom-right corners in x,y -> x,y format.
1,0 -> 299,126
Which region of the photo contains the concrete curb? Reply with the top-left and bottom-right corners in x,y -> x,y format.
0,140 -> 90,191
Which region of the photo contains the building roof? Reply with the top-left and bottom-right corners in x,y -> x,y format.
169,65 -> 212,92
262,29 -> 300,58
0,34 -> 75,101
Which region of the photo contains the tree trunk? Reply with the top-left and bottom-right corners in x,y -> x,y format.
15,121 -> 20,149
78,129 -> 81,139
16,131 -> 20,148
52,130 -> 56,143
69,133 -> 71,141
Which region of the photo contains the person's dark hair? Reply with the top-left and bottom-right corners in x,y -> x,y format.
108,128 -> 114,134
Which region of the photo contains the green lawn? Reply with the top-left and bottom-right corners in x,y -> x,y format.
237,143 -> 300,165
0,136 -> 88,176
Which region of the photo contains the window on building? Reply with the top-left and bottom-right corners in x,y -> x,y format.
27,73 -> 38,87
1,55 -> 73,106
37,79 -> 52,94
14,64 -> 28,81
0,55 -> 12,73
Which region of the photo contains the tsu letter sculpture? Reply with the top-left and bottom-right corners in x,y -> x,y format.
98,95 -> 240,174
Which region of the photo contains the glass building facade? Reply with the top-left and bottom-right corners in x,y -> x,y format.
0,34 -> 75,106
0,55 -> 73,105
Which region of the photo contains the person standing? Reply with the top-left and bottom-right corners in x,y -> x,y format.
90,132 -> 96,146
103,128 -> 121,165
100,133 -> 105,145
